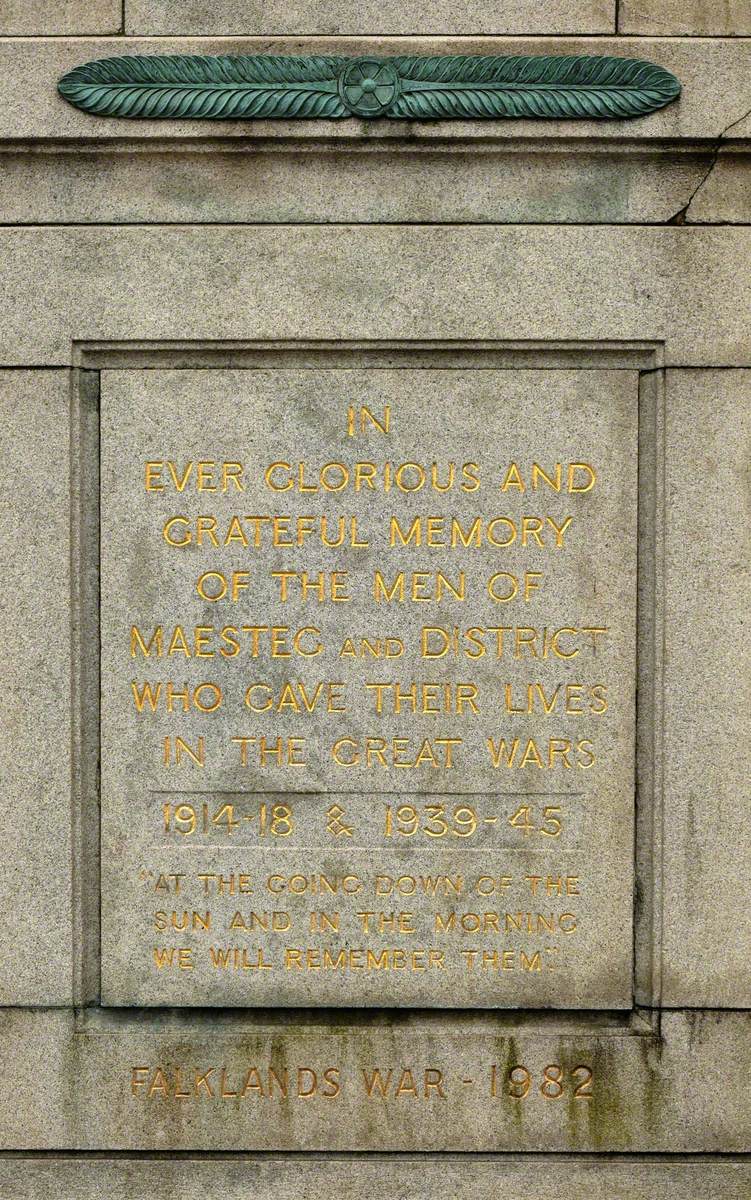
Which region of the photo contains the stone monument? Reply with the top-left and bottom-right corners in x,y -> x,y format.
0,2 -> 749,1196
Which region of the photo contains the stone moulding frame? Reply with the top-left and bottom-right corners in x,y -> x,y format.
69,338 -> 665,1044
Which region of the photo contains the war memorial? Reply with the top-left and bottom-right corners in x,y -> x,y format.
0,0 -> 749,1194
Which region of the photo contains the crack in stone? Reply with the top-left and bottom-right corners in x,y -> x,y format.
672,105 -> 751,225
718,105 -> 751,141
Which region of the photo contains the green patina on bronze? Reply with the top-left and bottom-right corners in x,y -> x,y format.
58,54 -> 681,121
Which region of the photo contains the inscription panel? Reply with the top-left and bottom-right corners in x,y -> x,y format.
100,366 -> 637,1007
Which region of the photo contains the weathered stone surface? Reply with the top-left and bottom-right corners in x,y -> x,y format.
621,0 -> 751,35
726,110 -> 751,141
687,151 -> 751,224
0,8 -> 747,1177
0,227 -> 748,368
99,366 -> 636,1008
661,370 -> 751,1007
1,1154 -> 750,1199
0,1 -> 120,34
0,1008 -> 749,1150
0,371 -> 73,1005
124,1 -> 614,35
0,145 -> 719,226
2,36 -> 749,143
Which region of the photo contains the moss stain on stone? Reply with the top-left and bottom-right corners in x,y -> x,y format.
501,1035 -> 526,1141
581,1040 -> 631,1151
637,1033 -> 665,1143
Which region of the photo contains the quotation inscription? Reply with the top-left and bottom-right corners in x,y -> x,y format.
100,368 -> 637,1007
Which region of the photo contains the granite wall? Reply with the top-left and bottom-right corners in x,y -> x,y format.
0,0 -> 749,1194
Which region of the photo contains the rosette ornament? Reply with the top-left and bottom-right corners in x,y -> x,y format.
58,53 -> 681,122
338,57 -> 401,117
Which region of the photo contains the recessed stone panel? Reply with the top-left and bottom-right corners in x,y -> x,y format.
99,365 -> 637,1008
